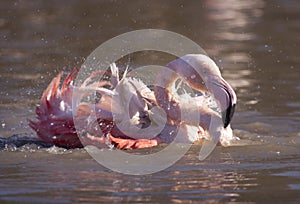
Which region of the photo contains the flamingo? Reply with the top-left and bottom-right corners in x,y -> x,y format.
29,54 -> 237,149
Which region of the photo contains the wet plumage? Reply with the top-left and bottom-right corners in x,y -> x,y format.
29,54 -> 238,149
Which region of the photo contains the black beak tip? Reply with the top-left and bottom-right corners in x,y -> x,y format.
222,104 -> 236,128
222,111 -> 230,128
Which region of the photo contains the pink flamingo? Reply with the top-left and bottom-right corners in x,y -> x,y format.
29,54 -> 237,149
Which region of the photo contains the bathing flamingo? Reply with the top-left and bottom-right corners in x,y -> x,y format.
29,54 -> 237,149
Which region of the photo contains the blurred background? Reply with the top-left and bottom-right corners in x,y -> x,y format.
0,0 -> 300,203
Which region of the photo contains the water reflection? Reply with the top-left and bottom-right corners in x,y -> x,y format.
206,0 -> 264,41
22,151 -> 259,203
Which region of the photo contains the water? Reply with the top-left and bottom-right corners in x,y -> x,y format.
1,0 -> 300,203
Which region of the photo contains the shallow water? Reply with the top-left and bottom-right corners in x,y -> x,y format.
1,0 -> 300,203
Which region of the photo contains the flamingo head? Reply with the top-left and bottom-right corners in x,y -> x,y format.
209,77 -> 237,128
179,54 -> 237,128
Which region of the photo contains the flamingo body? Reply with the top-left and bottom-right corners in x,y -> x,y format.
29,54 -> 237,149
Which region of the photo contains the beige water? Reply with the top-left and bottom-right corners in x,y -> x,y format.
1,1 -> 300,203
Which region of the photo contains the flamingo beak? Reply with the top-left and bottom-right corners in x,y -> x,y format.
222,102 -> 236,128
211,79 -> 237,128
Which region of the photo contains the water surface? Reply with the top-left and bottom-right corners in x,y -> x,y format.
1,0 -> 300,203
